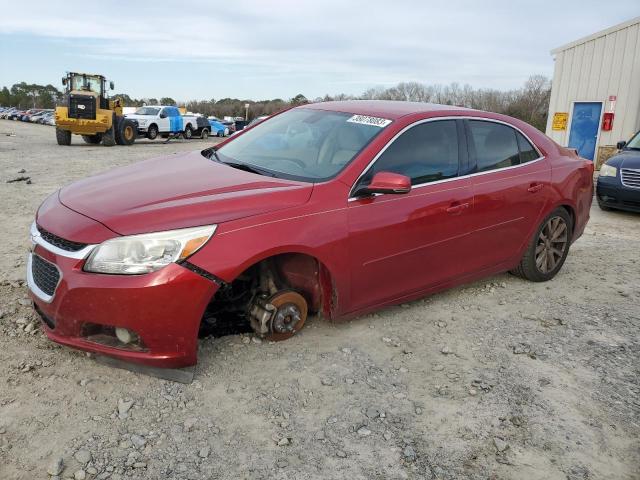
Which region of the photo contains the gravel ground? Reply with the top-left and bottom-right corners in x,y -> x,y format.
1,121 -> 639,480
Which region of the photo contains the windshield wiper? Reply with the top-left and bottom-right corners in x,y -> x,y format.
208,148 -> 275,177
223,161 -> 275,177
209,148 -> 221,163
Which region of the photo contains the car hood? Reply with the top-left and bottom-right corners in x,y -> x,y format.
608,150 -> 640,169
124,114 -> 154,122
59,151 -> 313,235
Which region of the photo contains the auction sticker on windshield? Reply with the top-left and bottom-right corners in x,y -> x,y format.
347,114 -> 392,128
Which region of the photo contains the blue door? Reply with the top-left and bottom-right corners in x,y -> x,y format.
568,102 -> 602,161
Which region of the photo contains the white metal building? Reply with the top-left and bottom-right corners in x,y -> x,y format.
546,17 -> 640,167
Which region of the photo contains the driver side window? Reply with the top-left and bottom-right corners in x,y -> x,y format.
360,120 -> 459,186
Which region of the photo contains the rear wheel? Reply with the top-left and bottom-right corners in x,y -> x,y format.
200,128 -> 209,139
115,118 -> 136,145
510,208 -> 572,282
147,124 -> 159,140
82,134 -> 102,144
55,128 -> 71,146
184,125 -> 193,139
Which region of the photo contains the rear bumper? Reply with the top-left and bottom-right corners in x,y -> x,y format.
596,180 -> 640,213
27,222 -> 218,368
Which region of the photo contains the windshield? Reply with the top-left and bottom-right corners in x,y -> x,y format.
215,108 -> 389,181
626,131 -> 640,149
70,75 -> 102,93
134,107 -> 161,115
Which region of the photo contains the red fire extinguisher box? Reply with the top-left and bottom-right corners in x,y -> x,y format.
602,112 -> 614,131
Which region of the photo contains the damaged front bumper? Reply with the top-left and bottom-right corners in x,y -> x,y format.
27,222 -> 218,368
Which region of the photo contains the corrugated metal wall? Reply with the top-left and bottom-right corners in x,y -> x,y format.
546,18 -> 640,161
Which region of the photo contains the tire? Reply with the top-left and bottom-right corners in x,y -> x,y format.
217,129 -> 224,137
147,124 -> 159,140
184,125 -> 193,139
56,128 -> 71,146
510,208 -> 573,282
82,134 -> 102,144
102,126 -> 116,146
200,128 -> 209,139
115,118 -> 136,146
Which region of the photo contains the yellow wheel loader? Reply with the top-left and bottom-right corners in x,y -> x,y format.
55,72 -> 137,147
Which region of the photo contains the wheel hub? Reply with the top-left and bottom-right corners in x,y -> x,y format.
272,303 -> 302,333
535,216 -> 568,274
248,290 -> 308,341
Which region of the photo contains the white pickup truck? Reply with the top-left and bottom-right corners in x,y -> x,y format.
125,105 -> 203,140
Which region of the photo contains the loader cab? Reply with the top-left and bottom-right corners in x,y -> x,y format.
62,73 -> 114,117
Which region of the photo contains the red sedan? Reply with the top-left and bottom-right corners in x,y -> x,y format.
28,101 -> 594,368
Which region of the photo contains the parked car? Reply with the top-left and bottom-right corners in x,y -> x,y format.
234,119 -> 248,131
3,108 -> 18,119
246,115 -> 269,128
21,109 -> 42,121
8,110 -> 26,120
30,110 -> 53,123
26,101 -> 593,369
220,120 -> 236,134
0,107 -> 16,119
207,118 -> 229,137
43,112 -> 56,126
125,106 -> 200,140
596,131 -> 640,212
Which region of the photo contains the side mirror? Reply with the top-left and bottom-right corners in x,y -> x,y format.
616,140 -> 627,150
159,113 -> 167,119
354,171 -> 412,197
109,81 -> 115,90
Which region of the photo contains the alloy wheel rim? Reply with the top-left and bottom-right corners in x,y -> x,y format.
535,216 -> 568,274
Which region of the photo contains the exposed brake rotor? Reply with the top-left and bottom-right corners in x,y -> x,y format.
249,290 -> 308,342
267,290 -> 308,341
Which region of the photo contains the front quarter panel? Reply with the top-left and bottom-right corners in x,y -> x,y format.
186,182 -> 352,316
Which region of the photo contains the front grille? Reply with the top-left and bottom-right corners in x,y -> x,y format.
31,254 -> 60,297
68,94 -> 96,120
621,168 -> 640,189
37,225 -> 88,252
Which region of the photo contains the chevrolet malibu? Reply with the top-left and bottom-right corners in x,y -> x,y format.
27,101 -> 594,368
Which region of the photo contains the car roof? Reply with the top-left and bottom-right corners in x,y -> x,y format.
302,100 -> 472,120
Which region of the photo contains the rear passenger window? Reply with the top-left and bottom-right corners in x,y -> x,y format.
468,121 -> 520,172
516,132 -> 539,163
363,120 -> 459,186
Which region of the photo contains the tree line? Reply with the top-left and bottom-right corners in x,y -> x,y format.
0,75 -> 550,131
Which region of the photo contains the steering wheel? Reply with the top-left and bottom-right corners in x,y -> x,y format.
286,123 -> 312,137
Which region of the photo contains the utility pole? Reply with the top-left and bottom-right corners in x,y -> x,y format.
245,103 -> 250,121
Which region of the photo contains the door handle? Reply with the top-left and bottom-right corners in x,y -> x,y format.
446,202 -> 469,214
527,183 -> 544,193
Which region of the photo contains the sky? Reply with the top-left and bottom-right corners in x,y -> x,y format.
0,0 -> 638,101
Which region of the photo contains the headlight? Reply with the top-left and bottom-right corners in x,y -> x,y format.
84,225 -> 216,274
600,164 -> 617,177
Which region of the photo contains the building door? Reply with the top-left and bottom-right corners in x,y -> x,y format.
568,102 -> 602,161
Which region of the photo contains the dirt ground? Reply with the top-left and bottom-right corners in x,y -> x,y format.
0,121 -> 638,480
